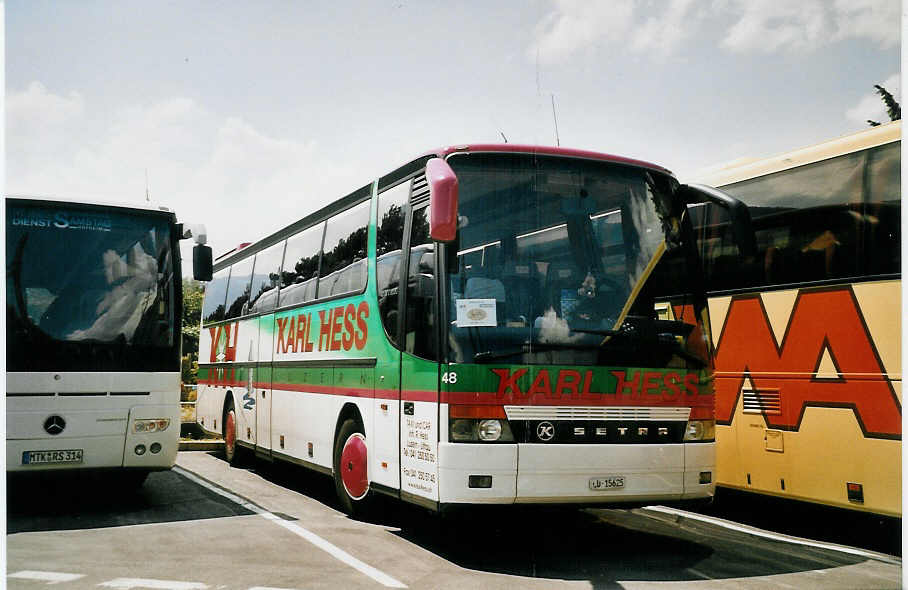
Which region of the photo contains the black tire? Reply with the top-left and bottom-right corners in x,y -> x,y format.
333,418 -> 372,518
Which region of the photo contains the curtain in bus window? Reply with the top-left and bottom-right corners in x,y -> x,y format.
280,223 -> 323,307
224,257 -> 254,319
863,142 -> 901,277
202,268 -> 230,324
722,150 -> 867,287
376,181 -> 410,347
248,241 -> 285,313
319,201 -> 370,298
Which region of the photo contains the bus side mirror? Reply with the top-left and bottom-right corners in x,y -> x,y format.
193,245 -> 213,282
680,183 -> 756,259
426,157 -> 459,243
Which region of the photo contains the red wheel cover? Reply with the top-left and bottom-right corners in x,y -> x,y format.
340,433 -> 368,500
225,411 -> 236,455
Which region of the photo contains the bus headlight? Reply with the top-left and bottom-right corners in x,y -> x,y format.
134,419 -> 171,433
478,419 -> 503,441
683,419 -> 715,442
449,418 -> 514,442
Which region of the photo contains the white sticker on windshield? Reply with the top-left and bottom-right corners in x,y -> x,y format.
456,299 -> 497,327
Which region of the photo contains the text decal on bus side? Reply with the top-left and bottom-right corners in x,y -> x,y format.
209,323 -> 239,363
276,302 -> 370,354
714,287 -> 900,438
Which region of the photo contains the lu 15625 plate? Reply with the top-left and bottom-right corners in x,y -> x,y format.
589,476 -> 625,490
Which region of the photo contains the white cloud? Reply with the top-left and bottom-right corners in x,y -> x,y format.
7,81 -> 86,176
531,0 -> 900,62
6,83 -> 361,266
846,73 -> 901,125
832,0 -> 901,46
531,0 -> 634,64
720,0 -> 900,53
632,0 -> 702,56
720,1 -> 829,53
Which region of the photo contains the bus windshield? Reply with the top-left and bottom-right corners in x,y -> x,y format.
445,153 -> 705,368
6,202 -> 179,372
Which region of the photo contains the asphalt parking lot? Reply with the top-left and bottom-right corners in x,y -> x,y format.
6,451 -> 902,589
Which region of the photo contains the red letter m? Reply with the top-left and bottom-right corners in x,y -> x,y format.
714,288 -> 900,438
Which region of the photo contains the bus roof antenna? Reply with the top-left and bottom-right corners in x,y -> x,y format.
499,130 -> 508,143
145,168 -> 150,202
551,94 -> 560,147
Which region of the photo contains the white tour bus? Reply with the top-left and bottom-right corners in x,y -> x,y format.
6,195 -> 212,485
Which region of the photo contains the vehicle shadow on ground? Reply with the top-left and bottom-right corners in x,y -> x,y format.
7,469 -> 255,534
238,455 -> 870,589
696,487 -> 901,557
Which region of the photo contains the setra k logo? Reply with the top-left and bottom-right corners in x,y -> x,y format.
536,421 -> 555,442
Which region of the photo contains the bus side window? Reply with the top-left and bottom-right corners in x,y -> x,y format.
864,142 -> 901,276
280,224 -> 324,307
405,205 -> 436,360
202,267 -> 231,324
376,181 -> 410,348
319,200 -> 370,298
723,148 -> 869,288
248,241 -> 285,313
223,257 -> 254,320
690,202 -> 760,292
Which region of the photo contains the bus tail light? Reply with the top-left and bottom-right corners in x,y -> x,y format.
134,419 -> 171,433
683,419 -> 715,442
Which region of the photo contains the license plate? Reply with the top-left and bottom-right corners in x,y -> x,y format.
22,449 -> 84,465
589,476 -> 625,490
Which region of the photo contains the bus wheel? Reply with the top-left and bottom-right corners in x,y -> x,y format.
224,406 -> 239,465
333,418 -> 371,518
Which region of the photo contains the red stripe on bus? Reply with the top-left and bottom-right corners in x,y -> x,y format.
200,380 -> 711,412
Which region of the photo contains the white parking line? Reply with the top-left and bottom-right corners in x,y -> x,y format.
8,571 -> 85,585
643,506 -> 902,566
97,579 -> 208,589
173,466 -> 407,589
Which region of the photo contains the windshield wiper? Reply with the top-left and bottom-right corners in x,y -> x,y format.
473,342 -> 593,363
571,327 -> 621,337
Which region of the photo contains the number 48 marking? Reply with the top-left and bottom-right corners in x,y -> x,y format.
441,372 -> 457,384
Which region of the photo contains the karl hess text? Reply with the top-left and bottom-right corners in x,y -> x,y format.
276,302 -> 370,354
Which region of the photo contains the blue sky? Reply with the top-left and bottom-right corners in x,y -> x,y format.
6,1 -> 901,266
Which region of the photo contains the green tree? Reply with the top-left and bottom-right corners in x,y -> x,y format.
181,279 -> 204,385
867,84 -> 901,126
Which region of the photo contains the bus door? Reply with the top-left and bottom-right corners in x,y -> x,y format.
398,203 -> 441,506
255,312 -> 275,459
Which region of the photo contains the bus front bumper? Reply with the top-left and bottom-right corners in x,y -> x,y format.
437,442 -> 715,505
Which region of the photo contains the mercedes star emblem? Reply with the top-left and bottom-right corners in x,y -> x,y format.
44,415 -> 66,435
536,421 -> 555,442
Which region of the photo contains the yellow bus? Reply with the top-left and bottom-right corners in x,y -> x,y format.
693,121 -> 901,517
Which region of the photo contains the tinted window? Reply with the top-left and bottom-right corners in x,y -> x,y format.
376,181 -> 409,346
405,206 -> 436,360
864,142 -> 901,276
202,268 -> 230,324
715,144 -> 901,289
280,224 -> 323,307
319,201 -> 370,298
224,257 -> 254,319
249,242 -> 285,312
6,202 -> 179,372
